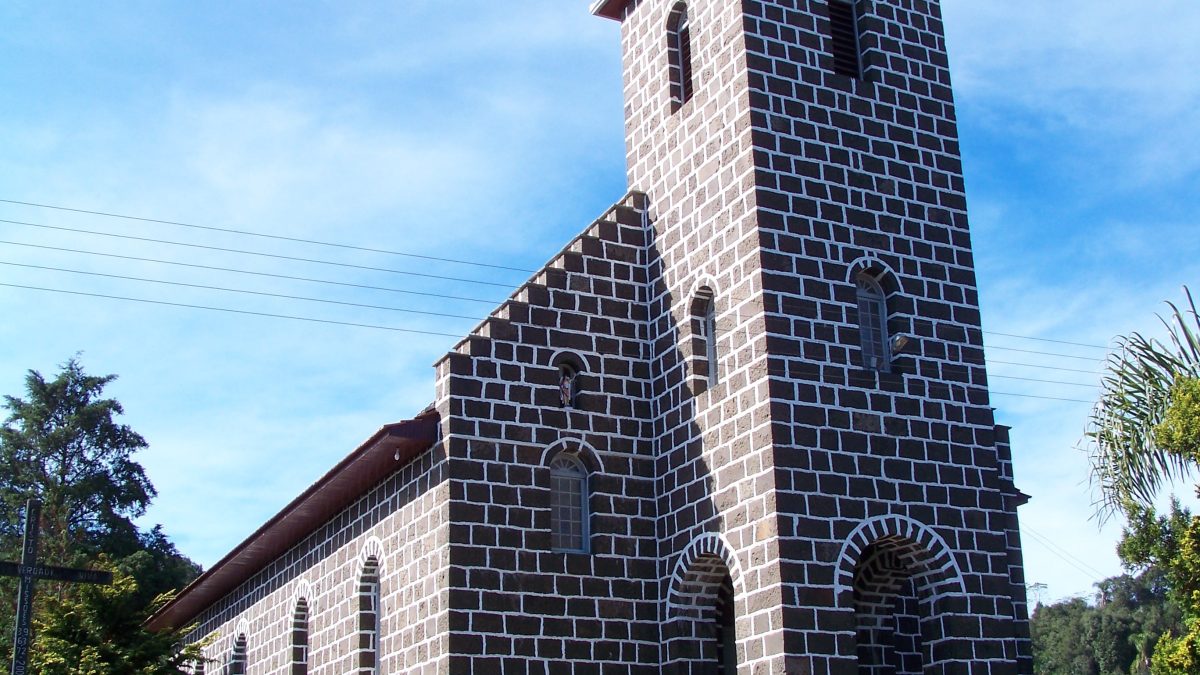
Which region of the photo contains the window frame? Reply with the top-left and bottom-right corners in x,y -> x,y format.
356,557 -> 382,675
828,0 -> 864,78
549,453 -> 590,553
291,598 -> 309,675
855,272 -> 890,371
667,3 -> 694,111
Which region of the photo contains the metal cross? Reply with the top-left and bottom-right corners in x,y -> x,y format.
1,499 -> 113,675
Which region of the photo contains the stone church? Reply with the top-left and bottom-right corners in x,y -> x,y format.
148,0 -> 1033,672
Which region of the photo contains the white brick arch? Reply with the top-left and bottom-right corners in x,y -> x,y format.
845,255 -> 900,293
665,531 -> 745,621
833,514 -> 965,608
357,536 -> 385,573
538,436 -> 606,475
687,275 -> 721,303
291,578 -> 313,612
548,348 -> 597,374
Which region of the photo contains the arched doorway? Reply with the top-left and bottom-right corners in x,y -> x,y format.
665,534 -> 743,674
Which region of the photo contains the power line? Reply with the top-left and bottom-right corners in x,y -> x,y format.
0,197 -> 537,274
0,218 -> 517,288
0,204 -> 1130,357
990,374 -> 1096,389
0,279 -> 1106,402
987,359 -> 1100,375
0,283 -> 464,338
987,345 -> 1104,362
0,240 -> 504,305
0,261 -> 483,321
1023,526 -> 1109,581
991,391 -> 1093,404
983,331 -> 1106,350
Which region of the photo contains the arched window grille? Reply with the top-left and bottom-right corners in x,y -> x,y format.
550,453 -> 589,553
291,598 -> 309,675
356,557 -> 382,674
855,272 -> 889,370
667,3 -> 694,110
229,634 -> 247,675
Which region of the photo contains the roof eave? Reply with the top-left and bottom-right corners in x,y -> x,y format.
590,0 -> 631,21
146,409 -> 440,632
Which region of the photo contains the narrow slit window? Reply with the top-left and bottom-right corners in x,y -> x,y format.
691,286 -> 718,389
668,4 -> 694,110
357,558 -> 381,674
701,297 -> 717,387
829,0 -> 862,78
292,598 -> 309,675
230,634 -> 247,675
550,454 -> 589,553
855,273 -> 889,370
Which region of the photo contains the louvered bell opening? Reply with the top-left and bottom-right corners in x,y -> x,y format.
828,1 -> 861,78
678,22 -> 693,104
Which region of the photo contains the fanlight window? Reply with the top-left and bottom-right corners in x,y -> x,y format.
550,454 -> 589,552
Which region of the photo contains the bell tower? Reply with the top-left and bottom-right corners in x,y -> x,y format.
594,0 -> 1032,672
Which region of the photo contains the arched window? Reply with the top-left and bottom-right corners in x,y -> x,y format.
690,286 -> 718,390
855,272 -> 889,370
829,0 -> 863,78
229,634 -> 247,675
665,548 -> 738,673
291,598 -> 309,675
356,557 -> 382,674
667,3 -> 694,110
550,453 -> 589,553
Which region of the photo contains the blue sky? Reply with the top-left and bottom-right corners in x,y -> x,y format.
0,1 -> 1197,605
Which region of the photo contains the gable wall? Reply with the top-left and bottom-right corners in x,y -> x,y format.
433,198 -> 663,673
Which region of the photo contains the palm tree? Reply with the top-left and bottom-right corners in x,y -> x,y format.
1087,287 -> 1200,520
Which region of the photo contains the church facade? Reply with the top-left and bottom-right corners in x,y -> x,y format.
149,1 -> 1033,673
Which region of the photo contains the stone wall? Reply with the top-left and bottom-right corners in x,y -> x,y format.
191,447 -> 450,674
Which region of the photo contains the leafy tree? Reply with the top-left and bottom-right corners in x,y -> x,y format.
1088,288 -> 1200,517
30,555 -> 205,675
0,357 -> 199,667
1032,596 -> 1097,674
1031,569 -> 1182,675
1085,288 -> 1200,673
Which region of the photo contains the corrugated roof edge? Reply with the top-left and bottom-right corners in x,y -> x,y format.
145,406 -> 440,632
